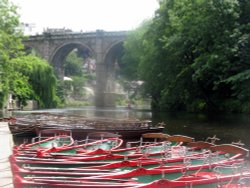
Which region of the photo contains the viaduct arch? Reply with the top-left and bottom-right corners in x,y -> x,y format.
23,30 -> 127,107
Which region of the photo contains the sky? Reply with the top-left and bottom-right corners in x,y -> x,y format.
11,0 -> 159,35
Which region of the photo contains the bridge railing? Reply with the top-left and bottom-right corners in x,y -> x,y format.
24,30 -> 127,41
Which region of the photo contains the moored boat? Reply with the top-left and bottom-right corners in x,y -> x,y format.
12,129 -> 74,156
8,113 -> 164,139
11,134 -> 193,164
10,141 -> 214,178
9,125 -> 250,188
8,117 -> 38,137
83,144 -> 247,182
136,163 -> 250,188
11,154 -> 250,188
13,174 -> 140,188
11,142 -> 244,178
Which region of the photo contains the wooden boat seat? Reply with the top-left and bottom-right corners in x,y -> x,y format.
141,133 -> 170,145
187,141 -> 215,150
210,144 -> 249,157
165,135 -> 194,143
126,133 -> 169,147
142,133 -> 169,139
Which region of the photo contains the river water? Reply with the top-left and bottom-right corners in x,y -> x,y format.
7,106 -> 250,149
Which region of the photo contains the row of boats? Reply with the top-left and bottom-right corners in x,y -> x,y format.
10,130 -> 250,187
6,113 -> 164,139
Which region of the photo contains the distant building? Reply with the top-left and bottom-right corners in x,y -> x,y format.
43,28 -> 73,35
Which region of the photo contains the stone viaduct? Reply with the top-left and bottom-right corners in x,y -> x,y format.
22,30 -> 127,107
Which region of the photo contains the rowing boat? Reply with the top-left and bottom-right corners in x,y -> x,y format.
13,174 -> 140,188
41,132 -> 171,158
10,128 -> 250,188
137,162 -> 250,187
14,131 -> 124,158
84,144 -> 247,183
10,134 -> 195,168
12,154 -> 250,188
9,113 -> 164,139
10,142 -> 237,179
13,144 -> 250,188
10,141 -> 212,178
13,129 -> 74,156
42,134 -> 193,158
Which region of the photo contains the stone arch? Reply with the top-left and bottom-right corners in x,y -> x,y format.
22,31 -> 127,107
99,40 -> 124,107
50,42 -> 95,78
104,40 -> 124,92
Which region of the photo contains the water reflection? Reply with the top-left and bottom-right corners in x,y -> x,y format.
12,106 -> 152,120
10,106 -> 250,149
152,111 -> 250,149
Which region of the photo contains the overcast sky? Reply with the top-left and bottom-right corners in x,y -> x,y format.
11,0 -> 159,35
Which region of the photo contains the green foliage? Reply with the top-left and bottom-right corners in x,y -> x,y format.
71,76 -> 87,99
9,71 -> 34,106
123,0 -> 250,113
63,50 -> 96,103
55,80 -> 65,104
10,55 -> 60,108
120,21 -> 152,81
64,51 -> 83,76
0,0 -> 24,108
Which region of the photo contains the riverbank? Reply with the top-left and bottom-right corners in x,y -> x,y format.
0,122 -> 13,188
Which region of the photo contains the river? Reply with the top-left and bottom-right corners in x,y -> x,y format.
5,106 -> 250,149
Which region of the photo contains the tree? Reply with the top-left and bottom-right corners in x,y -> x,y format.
0,0 -> 61,109
120,21 -> 152,81
221,0 -> 250,112
162,0 -> 241,112
64,51 -> 83,77
0,0 -> 23,108
10,55 -> 60,108
123,0 -> 250,113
